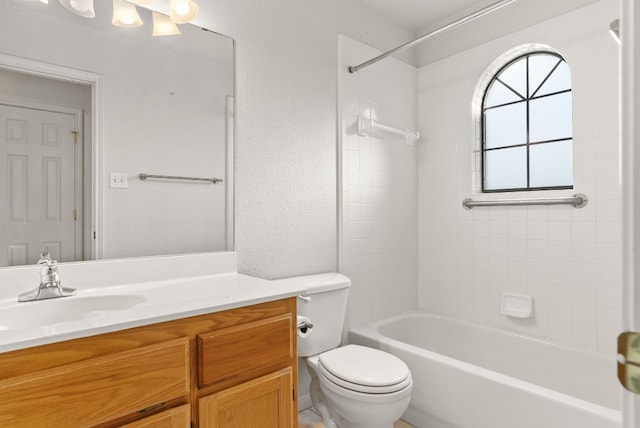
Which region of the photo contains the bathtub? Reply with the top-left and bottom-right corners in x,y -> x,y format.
348,311 -> 622,428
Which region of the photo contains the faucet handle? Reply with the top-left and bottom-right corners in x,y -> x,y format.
38,253 -> 58,270
38,253 -> 53,265
38,253 -> 59,284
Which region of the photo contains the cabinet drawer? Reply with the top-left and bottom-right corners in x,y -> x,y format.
198,314 -> 293,388
0,338 -> 190,427
120,404 -> 191,428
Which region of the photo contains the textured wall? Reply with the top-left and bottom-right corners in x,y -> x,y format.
418,0 -> 621,354
194,0 -> 416,279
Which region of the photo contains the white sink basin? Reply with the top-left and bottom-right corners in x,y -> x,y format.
0,294 -> 146,330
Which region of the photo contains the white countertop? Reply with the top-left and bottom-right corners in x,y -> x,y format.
0,272 -> 306,353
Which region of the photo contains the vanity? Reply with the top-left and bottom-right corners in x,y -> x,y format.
0,253 -> 304,427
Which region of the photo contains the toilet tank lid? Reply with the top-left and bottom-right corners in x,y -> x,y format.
272,273 -> 351,294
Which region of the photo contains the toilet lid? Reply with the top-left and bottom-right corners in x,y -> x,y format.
318,345 -> 411,393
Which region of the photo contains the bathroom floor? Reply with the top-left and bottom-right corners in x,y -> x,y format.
298,408 -> 415,428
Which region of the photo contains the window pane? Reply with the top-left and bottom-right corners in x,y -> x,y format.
484,102 -> 527,149
485,80 -> 522,107
530,140 -> 573,188
497,57 -> 526,98
536,61 -> 571,96
484,146 -> 527,190
529,91 -> 572,142
528,54 -> 560,97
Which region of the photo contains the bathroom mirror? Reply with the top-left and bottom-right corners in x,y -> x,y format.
0,0 -> 234,267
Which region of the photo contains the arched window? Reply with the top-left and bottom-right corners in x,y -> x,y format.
482,52 -> 573,192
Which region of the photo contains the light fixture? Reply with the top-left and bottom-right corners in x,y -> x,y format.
152,11 -> 181,36
59,0 -> 95,18
169,0 -> 198,24
39,0 -> 49,4
112,0 -> 143,27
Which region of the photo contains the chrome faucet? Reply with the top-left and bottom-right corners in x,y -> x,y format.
18,253 -> 77,302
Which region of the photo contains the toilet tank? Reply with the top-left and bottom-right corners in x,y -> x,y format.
273,273 -> 351,357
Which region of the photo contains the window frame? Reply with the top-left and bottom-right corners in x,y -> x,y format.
481,51 -> 574,193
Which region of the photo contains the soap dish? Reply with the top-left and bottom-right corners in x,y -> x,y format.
501,293 -> 534,319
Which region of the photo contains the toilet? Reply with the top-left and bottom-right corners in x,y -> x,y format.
280,273 -> 412,428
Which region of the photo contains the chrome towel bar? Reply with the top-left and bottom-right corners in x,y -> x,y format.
139,173 -> 223,184
462,193 -> 588,210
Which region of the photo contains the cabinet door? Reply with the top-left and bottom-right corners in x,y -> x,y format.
0,338 -> 190,427
120,404 -> 190,428
199,368 -> 293,428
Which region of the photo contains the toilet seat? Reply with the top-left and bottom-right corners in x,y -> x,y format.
317,345 -> 411,394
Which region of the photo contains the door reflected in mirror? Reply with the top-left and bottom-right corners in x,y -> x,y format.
0,0 -> 234,267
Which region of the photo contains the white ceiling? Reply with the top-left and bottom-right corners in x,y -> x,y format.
357,0 -> 605,65
357,0 -> 502,32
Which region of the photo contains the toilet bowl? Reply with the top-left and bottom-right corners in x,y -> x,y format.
274,273 -> 413,428
306,344 -> 412,428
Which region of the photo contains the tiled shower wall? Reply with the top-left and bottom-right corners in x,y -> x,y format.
338,35 -> 419,330
418,0 -> 621,354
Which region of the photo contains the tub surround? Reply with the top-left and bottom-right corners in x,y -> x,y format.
418,0 -> 621,353
0,252 -> 307,353
338,35 -> 419,330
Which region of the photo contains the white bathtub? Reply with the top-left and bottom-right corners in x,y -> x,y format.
348,311 -> 622,428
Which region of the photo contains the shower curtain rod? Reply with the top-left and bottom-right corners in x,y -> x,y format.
348,0 -> 517,74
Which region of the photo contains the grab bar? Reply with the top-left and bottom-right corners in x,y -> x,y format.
462,193 -> 588,210
357,116 -> 420,146
139,173 -> 223,184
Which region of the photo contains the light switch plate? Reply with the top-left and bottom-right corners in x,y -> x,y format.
110,172 -> 128,189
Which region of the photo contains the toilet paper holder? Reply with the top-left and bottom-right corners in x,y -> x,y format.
297,316 -> 313,334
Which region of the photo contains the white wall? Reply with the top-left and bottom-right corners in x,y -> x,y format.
200,0 -> 416,279
338,35 -> 419,329
418,0 -> 621,354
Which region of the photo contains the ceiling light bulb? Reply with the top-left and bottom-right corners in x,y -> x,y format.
112,0 -> 143,28
174,2 -> 190,16
59,0 -> 95,18
152,11 -> 181,36
70,0 -> 91,13
169,0 -> 198,24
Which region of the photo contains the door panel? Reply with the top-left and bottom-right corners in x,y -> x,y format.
199,368 -> 293,428
0,104 -> 78,265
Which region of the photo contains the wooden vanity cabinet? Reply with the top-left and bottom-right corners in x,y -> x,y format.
121,405 -> 191,428
0,297 -> 298,428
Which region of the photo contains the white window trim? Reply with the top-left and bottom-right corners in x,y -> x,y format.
471,43 -> 565,194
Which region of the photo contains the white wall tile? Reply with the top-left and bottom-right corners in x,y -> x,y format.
417,0 -> 620,353
340,36 -> 419,329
